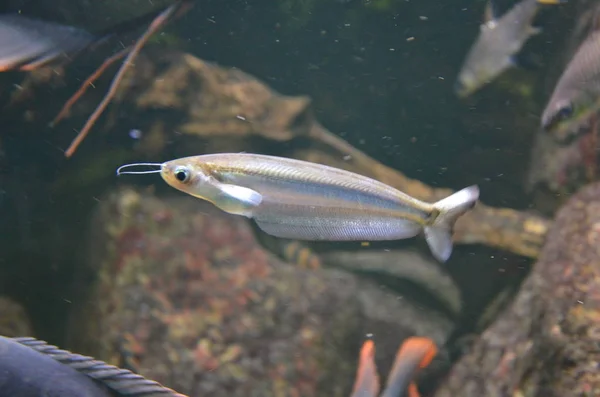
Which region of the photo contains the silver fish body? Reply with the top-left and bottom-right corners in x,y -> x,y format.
156,153 -> 479,262
455,0 -> 548,97
541,29 -> 600,142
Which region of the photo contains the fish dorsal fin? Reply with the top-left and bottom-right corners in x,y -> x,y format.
483,0 -> 499,28
12,337 -> 189,397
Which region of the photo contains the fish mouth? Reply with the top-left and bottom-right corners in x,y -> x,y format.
159,163 -> 176,183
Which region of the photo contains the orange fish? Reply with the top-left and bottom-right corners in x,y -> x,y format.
350,337 -> 437,397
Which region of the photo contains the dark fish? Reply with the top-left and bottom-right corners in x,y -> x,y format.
117,153 -> 480,262
455,0 -> 564,98
541,28 -> 600,142
0,336 -> 188,397
0,335 -> 112,397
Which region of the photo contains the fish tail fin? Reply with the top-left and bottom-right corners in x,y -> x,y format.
379,337 -> 438,397
424,185 -> 479,262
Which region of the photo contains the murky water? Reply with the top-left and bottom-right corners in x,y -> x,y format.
0,1 -> 594,396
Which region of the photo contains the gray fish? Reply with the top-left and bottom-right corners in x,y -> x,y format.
455,0 -> 563,98
541,28 -> 600,142
117,153 -> 480,262
0,14 -> 94,71
0,7 -> 175,72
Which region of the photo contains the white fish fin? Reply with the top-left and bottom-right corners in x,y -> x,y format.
217,183 -> 263,217
425,185 -> 480,262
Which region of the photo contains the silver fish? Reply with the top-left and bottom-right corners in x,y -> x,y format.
0,14 -> 95,71
117,153 -> 480,262
541,28 -> 600,142
0,7 -> 175,72
455,0 -> 563,98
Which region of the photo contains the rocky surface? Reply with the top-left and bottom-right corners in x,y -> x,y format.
66,186 -> 454,396
434,182 -> 600,397
0,296 -> 33,337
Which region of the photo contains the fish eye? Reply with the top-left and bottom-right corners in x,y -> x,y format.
557,104 -> 573,119
174,166 -> 191,183
544,102 -> 575,132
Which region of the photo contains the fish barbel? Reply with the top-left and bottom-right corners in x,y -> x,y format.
117,153 -> 480,262
455,0 -> 564,98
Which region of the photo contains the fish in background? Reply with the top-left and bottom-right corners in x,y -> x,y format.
541,19 -> 600,144
455,0 -> 565,98
116,153 -> 480,262
350,338 -> 438,397
0,7 -> 171,72
0,2 -> 193,158
0,14 -> 94,71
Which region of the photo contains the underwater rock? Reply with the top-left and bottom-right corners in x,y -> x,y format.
0,296 -> 33,337
434,181 -> 600,397
526,129 -> 594,215
66,186 -> 453,396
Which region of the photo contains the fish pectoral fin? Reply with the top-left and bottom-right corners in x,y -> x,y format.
216,183 -> 263,216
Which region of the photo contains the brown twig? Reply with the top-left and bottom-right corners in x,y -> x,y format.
64,1 -> 193,158
51,47 -> 131,127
